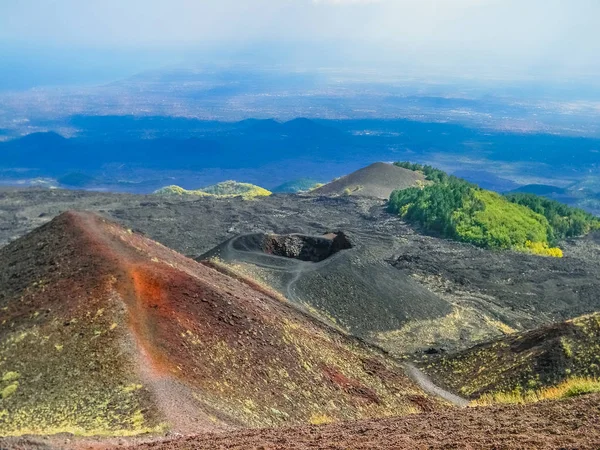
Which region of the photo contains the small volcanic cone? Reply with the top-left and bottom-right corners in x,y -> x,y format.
0,212 -> 437,438
311,162 -> 425,199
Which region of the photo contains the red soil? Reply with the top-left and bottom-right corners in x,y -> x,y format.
322,366 -> 380,404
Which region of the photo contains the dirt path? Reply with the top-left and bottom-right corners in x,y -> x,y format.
214,232 -> 470,408
214,232 -> 339,304
404,363 -> 469,407
77,213 -> 231,434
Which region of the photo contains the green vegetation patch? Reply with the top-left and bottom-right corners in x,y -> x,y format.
389,162 -> 598,256
1,372 -> 20,383
505,193 -> 600,241
155,181 -> 272,200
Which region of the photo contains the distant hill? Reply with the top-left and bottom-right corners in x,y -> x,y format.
452,170 -> 520,193
240,118 -> 343,138
1,132 -> 77,170
422,313 -> 600,403
155,181 -> 272,199
238,118 -> 282,134
272,178 -> 322,193
57,172 -> 97,188
509,184 -> 568,196
0,212 -> 438,437
311,162 -> 424,200
506,182 -> 600,217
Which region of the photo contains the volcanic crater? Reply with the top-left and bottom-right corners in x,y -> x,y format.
233,231 -> 352,263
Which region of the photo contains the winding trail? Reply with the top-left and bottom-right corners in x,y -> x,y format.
205,232 -> 470,408
206,232 -> 342,304
404,363 -> 469,407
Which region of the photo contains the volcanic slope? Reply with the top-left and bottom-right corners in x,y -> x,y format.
311,162 -> 424,199
0,211 -> 440,437
200,230 -> 452,341
122,394 -> 600,450
200,222 -> 600,357
420,312 -> 600,400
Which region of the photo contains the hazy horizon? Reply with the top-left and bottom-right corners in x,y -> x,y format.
2,0 -> 600,90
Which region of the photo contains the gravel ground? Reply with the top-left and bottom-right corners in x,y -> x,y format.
2,188 -> 600,355
114,394 -> 600,449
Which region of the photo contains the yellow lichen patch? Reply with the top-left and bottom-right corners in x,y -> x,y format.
1,382 -> 19,399
309,413 -> 335,425
154,181 -> 272,200
0,294 -> 164,437
561,337 -> 574,358
472,377 -> 600,406
122,384 -> 143,393
1,372 -> 20,383
483,316 -> 517,335
376,306 -> 511,355
303,303 -> 347,334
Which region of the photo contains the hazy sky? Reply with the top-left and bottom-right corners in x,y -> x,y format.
1,0 -> 599,81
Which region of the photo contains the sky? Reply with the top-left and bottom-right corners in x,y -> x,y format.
1,0 -> 600,87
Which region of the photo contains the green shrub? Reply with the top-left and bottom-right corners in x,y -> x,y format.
561,379 -> 600,398
394,162 -> 450,184
505,193 -> 600,243
388,164 -> 578,256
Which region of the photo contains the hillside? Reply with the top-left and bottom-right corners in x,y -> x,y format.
509,184 -> 568,196
200,222 -> 600,356
389,162 -> 600,256
311,162 -> 424,200
420,313 -> 600,401
199,230 -> 453,345
0,211 -> 439,437
154,181 -> 271,199
505,192 -> 600,240
507,183 -> 600,216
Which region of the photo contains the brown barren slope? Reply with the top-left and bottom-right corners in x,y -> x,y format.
119,393 -> 600,450
0,211 -> 439,437
311,162 -> 424,199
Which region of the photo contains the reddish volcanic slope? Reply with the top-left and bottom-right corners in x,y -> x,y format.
0,211 -> 438,437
